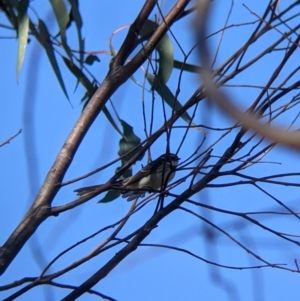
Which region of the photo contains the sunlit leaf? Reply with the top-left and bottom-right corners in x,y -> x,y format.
49,0 -> 72,59
140,20 -> 198,127
139,21 -> 198,126
140,19 -> 174,84
109,43 -> 118,57
16,0 -> 29,78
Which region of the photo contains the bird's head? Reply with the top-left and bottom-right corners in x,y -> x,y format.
159,153 -> 180,167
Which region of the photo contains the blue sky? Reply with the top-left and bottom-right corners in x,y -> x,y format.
1,1 -> 300,300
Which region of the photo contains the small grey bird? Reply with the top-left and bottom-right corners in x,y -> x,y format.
75,153 -> 180,201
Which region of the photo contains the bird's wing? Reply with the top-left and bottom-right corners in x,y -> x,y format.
121,164 -> 153,186
122,155 -> 166,187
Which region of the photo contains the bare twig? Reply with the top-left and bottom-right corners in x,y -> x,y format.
0,129 -> 22,147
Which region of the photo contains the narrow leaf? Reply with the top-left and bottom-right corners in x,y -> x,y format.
68,0 -> 84,67
103,106 -> 123,137
16,0 -> 29,78
147,73 -> 195,126
38,19 -> 69,99
49,0 -> 72,59
140,20 -> 174,84
63,57 -> 123,136
173,59 -> 201,73
62,56 -> 94,91
118,119 -> 144,164
2,0 -> 18,30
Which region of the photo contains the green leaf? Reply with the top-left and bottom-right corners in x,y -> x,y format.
147,73 -> 195,126
63,57 -> 123,136
49,0 -> 72,59
98,190 -> 120,203
68,0 -> 84,67
140,19 -> 174,84
80,89 -> 91,103
63,56 -> 94,91
98,166 -> 133,203
139,19 -> 199,127
85,54 -> 100,65
98,120 -> 144,204
118,119 -> 144,164
6,0 -> 20,6
102,106 -> 123,137
115,166 -> 133,180
173,59 -> 201,73
97,166 -> 133,203
1,0 -> 18,29
109,43 -> 118,57
16,0 -> 29,78
81,82 -> 97,109
155,25 -> 173,84
111,19 -> 195,129
38,19 -> 69,99
140,21 -> 197,126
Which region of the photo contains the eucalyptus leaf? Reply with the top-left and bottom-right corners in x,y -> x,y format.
38,20 -> 69,99
147,73 -> 195,126
118,119 -> 144,164
140,19 -> 174,84
98,190 -> 121,203
85,54 -> 100,65
68,0 -> 84,67
16,0 -> 29,78
63,57 -> 123,135
173,59 -> 201,73
50,0 -> 72,59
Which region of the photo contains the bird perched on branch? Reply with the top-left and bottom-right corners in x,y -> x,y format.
74,153 -> 180,201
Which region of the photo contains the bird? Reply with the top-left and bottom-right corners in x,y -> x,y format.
74,153 -> 180,201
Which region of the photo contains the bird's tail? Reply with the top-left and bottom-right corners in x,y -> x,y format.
74,180 -> 123,196
74,185 -> 102,196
